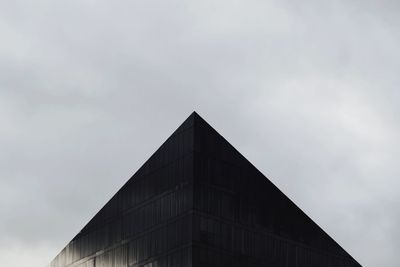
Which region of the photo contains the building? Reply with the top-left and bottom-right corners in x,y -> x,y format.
49,112 -> 362,267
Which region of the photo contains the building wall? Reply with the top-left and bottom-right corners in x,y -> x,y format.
192,116 -> 361,267
49,117 -> 195,267
49,113 -> 362,267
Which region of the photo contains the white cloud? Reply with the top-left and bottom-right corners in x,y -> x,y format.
1,0 -> 399,266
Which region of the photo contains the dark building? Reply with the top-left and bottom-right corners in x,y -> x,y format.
49,112 -> 362,267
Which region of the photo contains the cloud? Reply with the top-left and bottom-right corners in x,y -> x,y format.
1,1 -> 399,266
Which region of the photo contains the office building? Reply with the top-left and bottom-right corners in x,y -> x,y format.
49,112 -> 362,267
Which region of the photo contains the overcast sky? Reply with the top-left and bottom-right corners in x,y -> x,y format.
1,1 -> 399,266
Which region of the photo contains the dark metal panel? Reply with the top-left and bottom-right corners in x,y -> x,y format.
49,112 -> 362,267
49,116 -> 195,267
192,112 -> 362,267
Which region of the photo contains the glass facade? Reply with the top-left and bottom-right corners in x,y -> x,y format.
49,112 -> 362,267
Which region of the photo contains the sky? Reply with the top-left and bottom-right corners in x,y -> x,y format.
1,1 -> 399,266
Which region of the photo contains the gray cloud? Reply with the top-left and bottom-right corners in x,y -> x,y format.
1,1 -> 399,266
